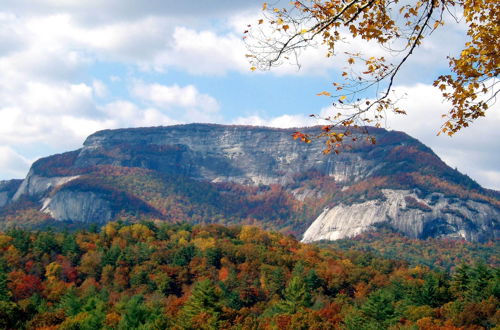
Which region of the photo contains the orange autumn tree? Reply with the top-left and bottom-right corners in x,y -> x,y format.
246,0 -> 499,153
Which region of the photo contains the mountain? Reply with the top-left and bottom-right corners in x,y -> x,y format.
1,124 -> 499,242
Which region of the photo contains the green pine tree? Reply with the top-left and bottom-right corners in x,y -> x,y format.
451,262 -> 471,298
180,279 -> 221,329
466,262 -> 493,302
361,289 -> 398,327
118,295 -> 151,330
276,276 -> 312,314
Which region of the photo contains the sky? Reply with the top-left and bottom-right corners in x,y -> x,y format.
0,1 -> 499,190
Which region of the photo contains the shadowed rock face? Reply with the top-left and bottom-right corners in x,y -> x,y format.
3,124 -> 499,242
0,180 -> 22,208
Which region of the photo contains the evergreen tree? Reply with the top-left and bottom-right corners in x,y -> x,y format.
33,231 -> 60,255
276,276 -> 312,314
452,262 -> 471,297
205,247 -> 222,268
410,273 -> 451,307
80,297 -> 107,330
304,269 -> 323,292
59,288 -> 81,317
343,309 -> 379,330
61,233 -> 81,263
466,262 -> 493,302
361,290 -> 398,327
6,228 -> 31,252
172,244 -> 196,267
181,279 -> 221,328
118,295 -> 151,330
267,267 -> 286,297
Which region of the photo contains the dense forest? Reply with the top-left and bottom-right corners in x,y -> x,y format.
0,221 -> 498,329
323,227 -> 499,272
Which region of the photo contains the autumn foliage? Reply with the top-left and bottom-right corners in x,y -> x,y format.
0,222 -> 498,329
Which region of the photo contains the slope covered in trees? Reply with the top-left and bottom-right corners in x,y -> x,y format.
322,227 -> 499,272
0,222 -> 498,329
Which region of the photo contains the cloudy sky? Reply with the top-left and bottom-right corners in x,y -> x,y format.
0,1 -> 499,190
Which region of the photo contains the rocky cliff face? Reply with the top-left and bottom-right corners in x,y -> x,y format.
76,124 -> 380,185
41,190 -> 113,223
2,124 -> 499,242
302,189 -> 498,242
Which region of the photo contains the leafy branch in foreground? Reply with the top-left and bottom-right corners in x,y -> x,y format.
245,0 -> 499,153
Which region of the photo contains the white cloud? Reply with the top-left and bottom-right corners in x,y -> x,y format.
132,82 -> 219,112
232,114 -> 322,128
92,80 -> 108,98
1,0 -> 262,26
99,101 -> 180,128
0,11 -> 251,75
131,82 -> 222,123
155,27 -> 249,75
0,79 -> 223,148
0,146 -> 31,179
0,80 -> 101,148
375,83 -> 500,190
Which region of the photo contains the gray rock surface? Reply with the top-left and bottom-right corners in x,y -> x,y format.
12,171 -> 79,201
77,125 -> 378,185
302,189 -> 499,242
41,190 -> 113,223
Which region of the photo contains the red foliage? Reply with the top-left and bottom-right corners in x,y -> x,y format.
8,270 -> 42,300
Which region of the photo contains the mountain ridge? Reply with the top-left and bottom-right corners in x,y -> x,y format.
1,124 -> 498,242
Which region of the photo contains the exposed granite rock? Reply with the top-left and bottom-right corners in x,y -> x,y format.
12,170 -> 79,201
41,190 -> 113,223
302,189 -> 499,242
76,125 -> 381,185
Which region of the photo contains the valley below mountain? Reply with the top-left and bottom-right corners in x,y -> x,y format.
1,124 -> 499,242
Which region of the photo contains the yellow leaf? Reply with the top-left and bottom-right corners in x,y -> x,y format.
262,2 -> 267,10
250,67 -> 257,71
300,29 -> 308,34
258,19 -> 264,25
277,18 -> 284,25
316,91 -> 331,96
339,95 -> 347,101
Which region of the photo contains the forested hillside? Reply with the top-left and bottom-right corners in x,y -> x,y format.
322,227 -> 499,271
0,222 -> 498,329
